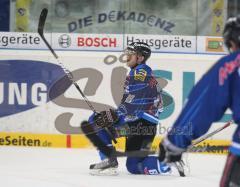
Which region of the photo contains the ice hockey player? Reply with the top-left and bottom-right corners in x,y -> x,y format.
81,42 -> 171,176
157,16 -> 240,186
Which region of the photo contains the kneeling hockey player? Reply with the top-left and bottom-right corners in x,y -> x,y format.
81,42 -> 171,175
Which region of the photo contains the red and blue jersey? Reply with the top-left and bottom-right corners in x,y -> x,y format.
116,63 -> 163,125
167,50 -> 240,155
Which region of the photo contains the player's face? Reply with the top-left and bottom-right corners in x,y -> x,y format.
126,54 -> 138,68
124,49 -> 138,68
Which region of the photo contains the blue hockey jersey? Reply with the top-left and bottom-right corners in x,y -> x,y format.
167,50 -> 240,155
116,63 -> 163,125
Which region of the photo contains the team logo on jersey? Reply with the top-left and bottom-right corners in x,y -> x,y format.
134,69 -> 147,81
219,54 -> 240,85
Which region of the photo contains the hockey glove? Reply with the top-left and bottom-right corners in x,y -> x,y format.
94,109 -> 119,144
158,138 -> 187,177
158,138 -> 185,163
94,109 -> 119,128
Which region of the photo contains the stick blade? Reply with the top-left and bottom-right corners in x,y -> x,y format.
38,8 -> 48,36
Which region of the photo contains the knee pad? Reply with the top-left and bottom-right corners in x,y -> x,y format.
126,157 -> 171,175
141,156 -> 171,175
126,157 -> 143,174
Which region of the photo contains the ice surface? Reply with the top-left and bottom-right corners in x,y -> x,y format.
0,147 -> 226,187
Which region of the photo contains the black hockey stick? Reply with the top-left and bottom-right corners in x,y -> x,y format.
82,120 -> 232,159
113,120 -> 233,157
114,120 -> 232,177
81,121 -> 156,157
83,121 -> 231,176
38,8 -> 117,143
38,8 -> 96,113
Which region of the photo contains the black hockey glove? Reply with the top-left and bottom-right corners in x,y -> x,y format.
94,109 -> 119,144
158,138 -> 187,177
158,138 -> 185,163
94,109 -> 119,128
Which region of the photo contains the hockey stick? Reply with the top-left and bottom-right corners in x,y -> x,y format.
172,120 -> 233,177
38,8 -> 96,113
91,120 -> 231,177
187,120 -> 233,151
114,120 -> 232,177
114,120 -> 233,157
38,8 -> 117,143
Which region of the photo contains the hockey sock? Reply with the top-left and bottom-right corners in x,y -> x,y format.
98,129 -> 113,160
81,121 -> 114,157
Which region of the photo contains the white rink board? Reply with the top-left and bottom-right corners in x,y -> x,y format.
0,50 -> 235,139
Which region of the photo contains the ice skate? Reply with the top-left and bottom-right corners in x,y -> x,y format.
89,157 -> 119,176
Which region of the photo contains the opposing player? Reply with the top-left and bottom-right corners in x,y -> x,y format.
157,16 -> 240,186
81,42 -> 171,175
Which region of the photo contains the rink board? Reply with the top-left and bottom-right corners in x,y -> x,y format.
0,132 -> 230,155
0,48 -> 235,153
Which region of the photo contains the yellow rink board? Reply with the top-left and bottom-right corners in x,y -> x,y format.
0,132 -> 231,155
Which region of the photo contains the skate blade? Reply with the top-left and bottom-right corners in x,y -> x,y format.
90,168 -> 119,176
